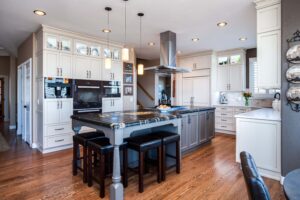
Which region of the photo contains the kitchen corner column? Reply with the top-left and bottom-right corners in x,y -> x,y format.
110,128 -> 124,200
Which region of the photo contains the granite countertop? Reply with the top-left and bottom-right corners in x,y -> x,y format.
234,108 -> 281,121
71,106 -> 215,129
213,104 -> 263,109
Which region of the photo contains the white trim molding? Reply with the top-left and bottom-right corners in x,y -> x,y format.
254,0 -> 281,9
281,176 -> 285,185
9,125 -> 16,130
31,143 -> 39,149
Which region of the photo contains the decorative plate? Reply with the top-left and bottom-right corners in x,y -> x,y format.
286,65 -> 300,83
287,87 -> 300,104
286,44 -> 300,64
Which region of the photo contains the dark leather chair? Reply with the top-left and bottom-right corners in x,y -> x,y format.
72,131 -> 105,183
240,151 -> 271,200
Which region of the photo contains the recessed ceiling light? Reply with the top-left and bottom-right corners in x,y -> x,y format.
148,42 -> 155,46
192,38 -> 199,42
102,29 -> 111,33
217,21 -> 228,27
33,10 -> 46,16
239,37 -> 247,41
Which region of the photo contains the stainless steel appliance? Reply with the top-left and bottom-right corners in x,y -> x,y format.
73,80 -> 102,113
102,81 -> 121,98
219,92 -> 228,104
44,77 -> 72,98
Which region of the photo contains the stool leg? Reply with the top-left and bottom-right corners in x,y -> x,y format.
99,153 -> 105,198
72,141 -> 78,176
88,147 -> 93,187
161,144 -> 166,181
122,147 -> 128,188
138,151 -> 144,193
157,147 -> 162,183
83,146 -> 88,183
144,151 -> 150,173
176,140 -> 180,174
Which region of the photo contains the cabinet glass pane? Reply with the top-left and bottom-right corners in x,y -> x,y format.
47,37 -> 58,49
76,43 -> 88,55
230,55 -> 241,64
218,57 -> 229,65
103,48 -> 111,58
90,46 -> 101,57
112,49 -> 120,60
61,39 -> 71,52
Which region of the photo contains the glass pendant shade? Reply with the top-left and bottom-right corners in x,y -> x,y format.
122,48 -> 129,61
105,57 -> 112,69
138,63 -> 144,75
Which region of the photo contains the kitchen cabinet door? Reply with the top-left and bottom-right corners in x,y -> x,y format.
44,100 -> 60,125
74,56 -> 91,80
111,98 -> 123,112
257,30 -> 281,89
257,4 -> 281,34
206,111 -> 215,140
111,62 -> 123,81
60,36 -> 72,53
193,76 -> 210,106
74,40 -> 89,56
44,51 -> 60,77
90,44 -> 101,57
180,115 -> 189,152
217,66 -> 229,91
198,111 -> 207,144
189,113 -> 199,148
45,33 -> 59,51
90,58 -> 101,80
229,65 -> 243,91
59,53 -> 73,78
60,99 -> 73,124
102,99 -> 113,113
182,78 -> 193,105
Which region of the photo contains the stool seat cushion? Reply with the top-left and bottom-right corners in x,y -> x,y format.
87,137 -> 113,154
152,131 -> 180,144
73,131 -> 105,146
125,135 -> 162,151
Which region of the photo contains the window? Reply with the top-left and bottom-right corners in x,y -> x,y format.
249,58 -> 280,97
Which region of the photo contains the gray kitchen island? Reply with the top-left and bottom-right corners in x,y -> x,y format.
71,106 -> 215,200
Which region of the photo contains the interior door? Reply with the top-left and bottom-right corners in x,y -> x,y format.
23,59 -> 32,145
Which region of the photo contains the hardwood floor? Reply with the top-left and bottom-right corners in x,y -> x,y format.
0,123 -> 285,200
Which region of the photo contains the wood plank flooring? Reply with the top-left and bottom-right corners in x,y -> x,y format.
0,123 -> 285,200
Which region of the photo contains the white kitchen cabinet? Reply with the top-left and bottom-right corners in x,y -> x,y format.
44,33 -> 72,54
236,115 -> 281,180
217,65 -> 243,91
73,56 -> 101,80
44,50 -> 72,78
74,40 -> 101,58
101,61 -> 123,81
257,30 -> 281,89
179,54 -> 212,71
217,66 -> 229,91
182,77 -> 210,106
257,4 -> 281,34
102,98 -> 123,113
44,99 -> 73,125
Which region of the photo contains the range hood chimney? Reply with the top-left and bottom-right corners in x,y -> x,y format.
144,31 -> 190,74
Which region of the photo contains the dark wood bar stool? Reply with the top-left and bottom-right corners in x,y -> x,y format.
87,137 -> 128,198
152,131 -> 180,181
72,131 -> 105,183
125,135 -> 162,193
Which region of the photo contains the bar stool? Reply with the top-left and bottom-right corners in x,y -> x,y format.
152,131 -> 180,181
87,137 -> 128,198
125,135 -> 162,193
72,131 -> 105,183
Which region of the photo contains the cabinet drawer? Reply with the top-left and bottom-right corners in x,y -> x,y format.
46,124 -> 73,136
215,111 -> 233,117
215,107 -> 234,112
216,117 -> 234,124
216,123 -> 235,131
45,134 -> 73,148
234,107 -> 251,114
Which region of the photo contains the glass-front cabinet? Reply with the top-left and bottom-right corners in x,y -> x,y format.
60,37 -> 72,53
90,45 -> 101,57
74,40 -> 101,57
103,47 -> 121,61
45,33 -> 72,53
45,34 -> 59,50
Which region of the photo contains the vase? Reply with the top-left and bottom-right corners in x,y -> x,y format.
245,97 -> 249,106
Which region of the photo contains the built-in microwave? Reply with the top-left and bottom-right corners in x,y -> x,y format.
44,78 -> 72,98
73,80 -> 102,113
102,81 -> 121,98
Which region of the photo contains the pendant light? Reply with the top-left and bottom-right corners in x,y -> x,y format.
104,7 -> 112,69
122,0 -> 129,61
137,13 -> 144,75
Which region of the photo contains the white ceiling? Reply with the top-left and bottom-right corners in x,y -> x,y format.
0,0 -> 257,59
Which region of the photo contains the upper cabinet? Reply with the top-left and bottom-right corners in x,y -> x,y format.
103,47 -> 121,61
74,40 -> 101,58
255,0 -> 281,89
179,54 -> 213,71
45,33 -> 72,54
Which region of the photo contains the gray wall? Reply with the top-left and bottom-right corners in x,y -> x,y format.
281,0 -> 300,176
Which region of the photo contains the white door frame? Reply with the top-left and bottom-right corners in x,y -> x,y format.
17,66 -> 22,135
0,75 -> 9,122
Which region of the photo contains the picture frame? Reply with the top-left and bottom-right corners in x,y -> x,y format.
123,62 -> 133,73
124,85 -> 133,96
123,74 -> 133,84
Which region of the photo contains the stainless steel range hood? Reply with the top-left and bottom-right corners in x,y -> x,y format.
144,31 -> 190,74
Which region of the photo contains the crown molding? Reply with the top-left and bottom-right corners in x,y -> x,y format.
254,0 -> 281,9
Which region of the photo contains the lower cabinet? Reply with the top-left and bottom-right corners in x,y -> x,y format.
181,110 -> 215,153
102,98 -> 123,113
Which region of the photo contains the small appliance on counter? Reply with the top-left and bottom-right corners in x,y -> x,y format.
219,92 -> 228,104
272,92 -> 281,112
44,77 -> 72,98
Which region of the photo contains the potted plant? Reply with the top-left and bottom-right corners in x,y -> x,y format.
243,91 -> 252,106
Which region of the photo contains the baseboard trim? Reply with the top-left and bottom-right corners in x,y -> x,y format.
280,176 -> 285,185
9,125 -> 16,130
31,143 -> 38,149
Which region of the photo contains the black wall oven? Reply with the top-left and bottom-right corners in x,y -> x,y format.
102,81 -> 121,98
73,80 -> 102,113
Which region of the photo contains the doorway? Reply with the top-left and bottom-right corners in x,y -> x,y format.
0,78 -> 4,121
17,59 -> 32,146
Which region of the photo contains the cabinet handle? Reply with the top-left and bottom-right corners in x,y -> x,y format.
87,70 -> 89,78
60,68 -> 62,76
57,41 -> 60,50
221,119 -> 227,122
60,42 -> 63,50
55,139 -> 64,143
57,101 -> 59,109
89,70 -> 91,78
113,73 -> 115,80
55,128 -> 64,131
57,68 -> 59,76
60,101 -> 62,109
206,112 -> 209,120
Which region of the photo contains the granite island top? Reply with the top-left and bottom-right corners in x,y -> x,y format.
71,106 -> 215,129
